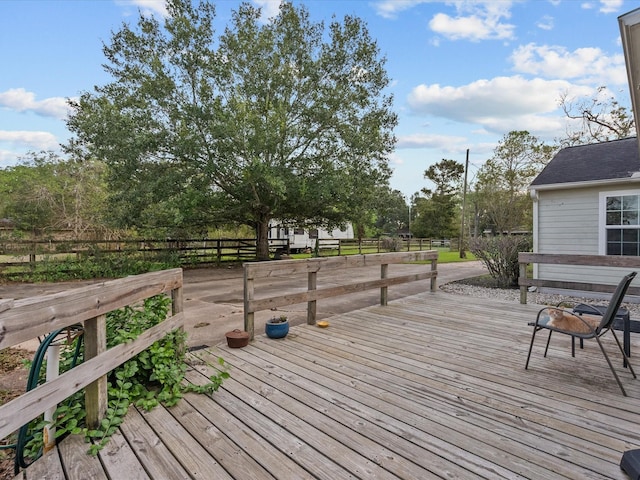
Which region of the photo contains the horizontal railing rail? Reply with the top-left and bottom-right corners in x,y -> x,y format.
243,250 -> 438,340
0,268 -> 184,442
518,253 -> 640,304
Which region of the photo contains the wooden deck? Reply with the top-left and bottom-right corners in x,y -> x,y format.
17,291 -> 640,479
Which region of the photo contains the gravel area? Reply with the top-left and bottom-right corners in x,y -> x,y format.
440,281 -> 640,317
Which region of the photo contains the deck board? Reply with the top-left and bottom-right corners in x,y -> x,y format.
17,291 -> 640,479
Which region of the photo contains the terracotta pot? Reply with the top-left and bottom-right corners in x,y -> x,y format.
225,329 -> 249,348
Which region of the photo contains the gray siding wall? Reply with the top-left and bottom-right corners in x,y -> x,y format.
536,186 -> 640,287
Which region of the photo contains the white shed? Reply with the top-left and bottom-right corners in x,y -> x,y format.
529,137 -> 640,289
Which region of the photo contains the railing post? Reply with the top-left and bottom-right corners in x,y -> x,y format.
308,270 -> 317,324
85,314 -> 107,430
380,263 -> 388,305
430,258 -> 438,292
244,266 -> 255,340
43,343 -> 61,452
172,284 -> 184,330
519,262 -> 528,304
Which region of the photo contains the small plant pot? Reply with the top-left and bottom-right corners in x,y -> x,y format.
265,320 -> 289,339
225,329 -> 249,348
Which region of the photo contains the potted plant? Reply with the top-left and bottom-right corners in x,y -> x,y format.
265,315 -> 289,339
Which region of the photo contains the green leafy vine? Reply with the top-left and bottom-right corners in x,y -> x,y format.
23,294 -> 228,459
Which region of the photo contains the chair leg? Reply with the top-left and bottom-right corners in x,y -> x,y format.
595,335 -> 627,396
610,330 -> 637,378
525,327 -> 539,370
544,330 -> 553,357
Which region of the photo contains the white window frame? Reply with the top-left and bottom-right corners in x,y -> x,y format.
599,189 -> 640,255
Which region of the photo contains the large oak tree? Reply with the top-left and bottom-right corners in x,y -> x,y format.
66,0 -> 397,259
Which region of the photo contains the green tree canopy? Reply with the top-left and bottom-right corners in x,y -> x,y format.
474,130 -> 553,234
372,188 -> 410,235
412,159 -> 464,239
66,0 -> 397,259
0,152 -> 108,236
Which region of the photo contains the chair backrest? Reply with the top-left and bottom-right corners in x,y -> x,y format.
596,271 -> 637,333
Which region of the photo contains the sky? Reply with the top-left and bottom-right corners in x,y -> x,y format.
0,0 -> 637,199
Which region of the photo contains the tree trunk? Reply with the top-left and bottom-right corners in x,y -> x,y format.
256,218 -> 271,261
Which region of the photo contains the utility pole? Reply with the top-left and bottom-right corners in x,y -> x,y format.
459,149 -> 469,258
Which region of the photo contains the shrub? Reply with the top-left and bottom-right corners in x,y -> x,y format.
380,236 -> 402,252
468,235 -> 532,287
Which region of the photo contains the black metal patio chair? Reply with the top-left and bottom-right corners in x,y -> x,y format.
525,271 -> 637,396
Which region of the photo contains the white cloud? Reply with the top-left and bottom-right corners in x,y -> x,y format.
0,88 -> 71,120
598,0 -> 623,13
374,1 -> 515,41
429,1 -> 515,42
253,0 -> 283,21
581,0 -> 623,13
406,75 -> 593,137
373,0 -> 428,19
0,130 -> 60,151
536,15 -> 554,31
396,133 -> 468,149
510,43 -> 627,85
117,0 -> 168,17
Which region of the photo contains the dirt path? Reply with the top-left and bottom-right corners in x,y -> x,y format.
0,261 -> 487,349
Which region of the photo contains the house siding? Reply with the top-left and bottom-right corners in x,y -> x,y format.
536,186 -> 640,287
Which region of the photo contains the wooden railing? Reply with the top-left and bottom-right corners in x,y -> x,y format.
243,250 -> 438,340
0,268 -> 184,442
518,253 -> 640,304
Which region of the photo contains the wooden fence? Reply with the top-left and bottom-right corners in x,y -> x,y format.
0,238 -> 289,273
518,253 -> 640,304
0,268 -> 184,443
0,237 -> 454,279
243,250 -> 439,340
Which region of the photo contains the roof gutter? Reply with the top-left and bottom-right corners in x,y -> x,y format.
619,8 -> 640,160
529,175 -> 640,193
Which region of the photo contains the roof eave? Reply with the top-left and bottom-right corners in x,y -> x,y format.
529,175 -> 640,192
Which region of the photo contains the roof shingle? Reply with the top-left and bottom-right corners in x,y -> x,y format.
531,137 -> 640,187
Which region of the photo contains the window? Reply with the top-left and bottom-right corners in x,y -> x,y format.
604,193 -> 640,256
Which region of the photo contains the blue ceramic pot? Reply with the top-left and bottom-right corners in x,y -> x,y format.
265,320 -> 289,339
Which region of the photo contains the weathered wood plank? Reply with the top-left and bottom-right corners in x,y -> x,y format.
84,314 -> 107,429
97,430 -> 151,480
168,394 -> 276,480
22,447 -> 64,480
519,252 -> 640,268
183,369 -> 357,480
217,338 -> 552,479
245,250 -> 438,279
247,270 -> 436,312
139,402 -> 234,479
118,406 -> 192,479
57,434 -> 108,480
192,348 -> 484,479
181,370 -> 313,479
0,298 -> 13,315
0,312 -> 183,440
290,319 -> 631,473
0,268 -> 183,349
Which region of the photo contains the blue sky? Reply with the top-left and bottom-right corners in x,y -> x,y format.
0,0 -> 635,198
